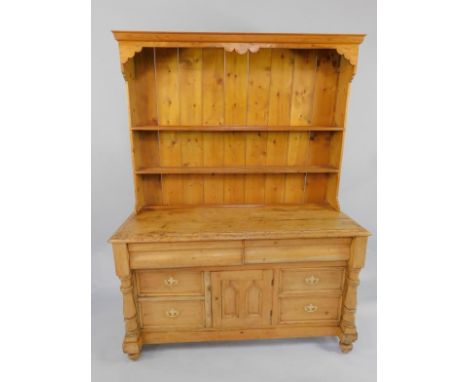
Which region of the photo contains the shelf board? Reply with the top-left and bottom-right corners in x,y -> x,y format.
131,125 -> 343,132
135,165 -> 339,175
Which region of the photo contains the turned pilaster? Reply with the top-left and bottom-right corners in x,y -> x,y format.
339,236 -> 367,353
112,243 -> 142,360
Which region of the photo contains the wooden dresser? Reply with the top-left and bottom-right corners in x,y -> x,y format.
109,31 -> 370,360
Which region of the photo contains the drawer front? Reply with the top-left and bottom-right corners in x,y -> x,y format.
280,268 -> 344,293
129,241 -> 243,269
244,238 -> 350,264
139,300 -> 205,328
137,270 -> 204,296
279,296 -> 341,323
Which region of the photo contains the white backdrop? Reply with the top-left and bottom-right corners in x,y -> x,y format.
92,1 -> 376,380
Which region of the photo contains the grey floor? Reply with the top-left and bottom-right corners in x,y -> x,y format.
92,250 -> 376,382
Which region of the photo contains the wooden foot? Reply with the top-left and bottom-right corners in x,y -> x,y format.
123,337 -> 142,361
128,352 -> 141,361
339,341 -> 353,353
339,332 -> 357,353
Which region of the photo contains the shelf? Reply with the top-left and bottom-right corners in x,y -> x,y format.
135,165 -> 339,175
131,125 -> 344,132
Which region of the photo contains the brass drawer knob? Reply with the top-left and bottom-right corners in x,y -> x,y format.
304,275 -> 320,285
166,308 -> 180,318
304,304 -> 318,313
164,276 -> 178,287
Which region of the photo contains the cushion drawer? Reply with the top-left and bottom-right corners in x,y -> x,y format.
139,299 -> 205,328
279,295 -> 341,323
129,241 -> 243,269
280,268 -> 344,293
244,238 -> 350,264
136,270 -> 204,296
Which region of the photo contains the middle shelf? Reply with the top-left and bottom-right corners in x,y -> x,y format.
132,130 -> 342,178
131,125 -> 344,132
135,165 -> 339,175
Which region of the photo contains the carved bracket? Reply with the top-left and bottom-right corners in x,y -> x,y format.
119,42 -> 145,67
118,42 -> 145,79
336,45 -> 359,78
224,43 -> 260,55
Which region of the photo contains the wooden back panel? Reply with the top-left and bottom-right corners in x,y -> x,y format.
123,47 -> 355,210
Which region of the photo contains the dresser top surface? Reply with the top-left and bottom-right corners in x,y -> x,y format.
109,204 -> 370,243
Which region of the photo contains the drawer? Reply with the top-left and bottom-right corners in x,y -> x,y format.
129,241 -> 243,269
244,238 -> 351,264
280,268 -> 344,293
139,299 -> 205,328
136,270 -> 204,296
279,296 -> 341,323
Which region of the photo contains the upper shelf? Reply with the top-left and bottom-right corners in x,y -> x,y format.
131,125 -> 344,132
136,165 -> 339,175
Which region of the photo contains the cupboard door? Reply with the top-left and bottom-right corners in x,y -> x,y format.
211,270 -> 273,328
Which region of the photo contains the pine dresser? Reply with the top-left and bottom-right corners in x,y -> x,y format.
109,31 -> 370,360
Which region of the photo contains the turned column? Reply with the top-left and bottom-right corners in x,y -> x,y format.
112,243 -> 142,360
339,236 -> 368,353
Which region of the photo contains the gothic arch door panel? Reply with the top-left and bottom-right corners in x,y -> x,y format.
211,270 -> 273,328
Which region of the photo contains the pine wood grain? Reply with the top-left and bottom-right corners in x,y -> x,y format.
127,47 -> 353,207
128,48 -> 157,126
201,48 -> 225,203
110,205 -> 370,243
310,50 -> 340,126
179,48 -> 203,204
223,51 -> 248,203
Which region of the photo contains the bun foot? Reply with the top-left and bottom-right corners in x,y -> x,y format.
339,332 -> 356,353
339,342 -> 353,353
123,337 -> 142,361
128,352 -> 141,361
